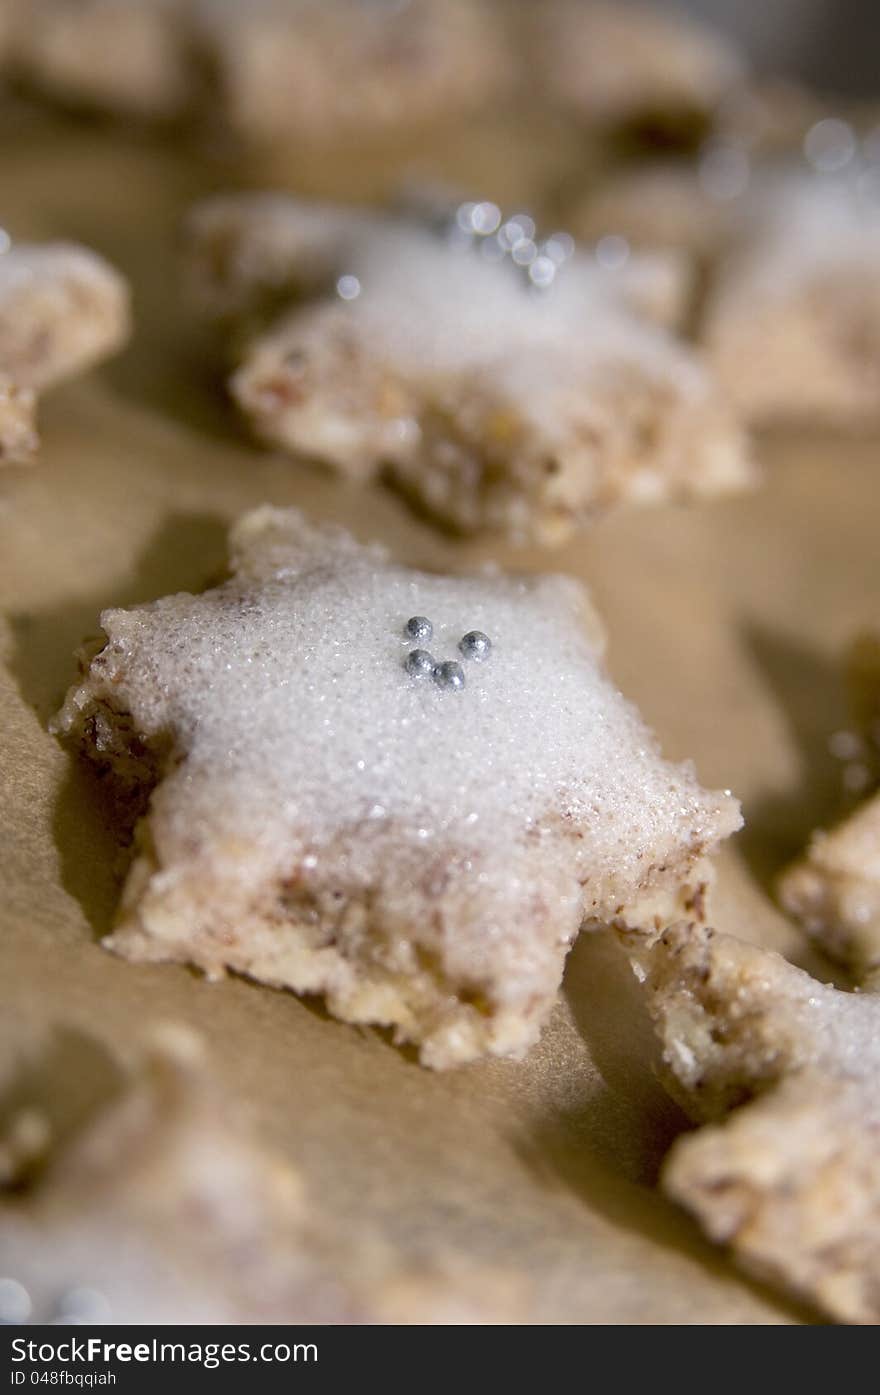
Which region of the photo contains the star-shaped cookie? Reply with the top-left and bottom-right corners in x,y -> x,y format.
185,194 -> 752,546
54,507 -> 740,1068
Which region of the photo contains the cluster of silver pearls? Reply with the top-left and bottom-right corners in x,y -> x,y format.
403,617 -> 492,691
448,200 -> 575,291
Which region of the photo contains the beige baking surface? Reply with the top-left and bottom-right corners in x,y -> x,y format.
2,107 -> 878,1325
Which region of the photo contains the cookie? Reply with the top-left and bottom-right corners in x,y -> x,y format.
632,921 -> 880,1324
0,242 -> 130,461
0,1026 -> 362,1322
704,171 -> 880,424
778,633 -> 880,976
530,0 -> 745,145
579,163 -> 880,425
190,0 -> 512,146
184,194 -> 752,546
9,0 -> 190,120
52,507 -> 741,1070
186,190 -> 692,332
0,1026 -> 521,1322
780,792 -> 880,978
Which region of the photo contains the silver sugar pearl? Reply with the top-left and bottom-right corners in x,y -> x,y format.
405,648 -> 436,678
529,254 -> 557,288
455,201 -> 477,232
544,231 -> 575,264
498,219 -> 528,251
434,660 -> 466,691
471,200 -> 501,236
507,212 -> 535,241
511,237 -> 537,267
405,615 -> 433,642
459,630 -> 492,661
335,273 -> 361,300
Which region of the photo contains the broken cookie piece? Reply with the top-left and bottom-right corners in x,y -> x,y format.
632,920 -> 880,1323
779,633 -> 880,976
53,507 -> 740,1069
0,243 -> 130,390
780,791 -> 880,978
0,242 -> 130,462
184,194 -> 752,546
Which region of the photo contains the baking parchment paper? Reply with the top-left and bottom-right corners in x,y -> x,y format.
3,107 -> 877,1325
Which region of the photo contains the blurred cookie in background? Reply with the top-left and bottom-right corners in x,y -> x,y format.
4,0 -> 191,121
524,0 -> 747,150
572,138 -> 880,425
0,239 -> 130,465
0,1025 -> 526,1323
190,0 -> 514,149
1,0 -> 515,141
184,192 -> 753,543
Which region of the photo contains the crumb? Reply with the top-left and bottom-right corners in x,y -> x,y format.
0,374 -> 37,465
